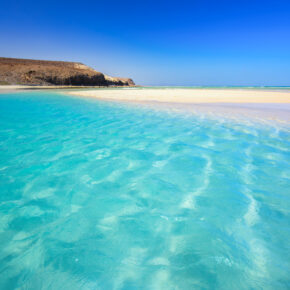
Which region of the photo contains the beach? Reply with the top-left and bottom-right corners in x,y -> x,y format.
2,86 -> 289,122
68,88 -> 290,104
67,87 -> 290,123
2,86 -> 290,104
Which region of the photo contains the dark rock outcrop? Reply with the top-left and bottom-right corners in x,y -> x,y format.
104,75 -> 135,86
0,57 -> 135,86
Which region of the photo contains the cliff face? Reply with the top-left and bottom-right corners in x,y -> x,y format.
0,57 -> 135,86
104,75 -> 135,86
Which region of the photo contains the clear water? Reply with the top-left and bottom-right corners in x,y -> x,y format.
0,92 -> 290,289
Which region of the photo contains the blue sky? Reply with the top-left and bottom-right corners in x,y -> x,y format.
0,0 -> 290,86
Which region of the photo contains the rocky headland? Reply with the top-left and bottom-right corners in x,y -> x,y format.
0,57 -> 135,86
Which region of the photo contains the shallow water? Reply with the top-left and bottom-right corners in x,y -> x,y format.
0,92 -> 290,289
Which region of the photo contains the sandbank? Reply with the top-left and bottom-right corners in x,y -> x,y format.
68,88 -> 290,104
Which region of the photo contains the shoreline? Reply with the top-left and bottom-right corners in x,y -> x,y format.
131,101 -> 290,125
1,86 -> 289,123
67,88 -> 290,125
0,85 -> 136,93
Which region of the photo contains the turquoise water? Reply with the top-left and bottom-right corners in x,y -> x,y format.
0,92 -> 290,289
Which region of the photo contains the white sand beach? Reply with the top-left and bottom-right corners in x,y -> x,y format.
68,88 -> 290,104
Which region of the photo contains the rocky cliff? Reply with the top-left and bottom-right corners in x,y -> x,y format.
104,74 -> 135,86
0,57 -> 135,86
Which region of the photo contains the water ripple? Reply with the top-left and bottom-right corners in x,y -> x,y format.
0,92 -> 289,289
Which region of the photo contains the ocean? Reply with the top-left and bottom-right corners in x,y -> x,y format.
0,91 -> 289,289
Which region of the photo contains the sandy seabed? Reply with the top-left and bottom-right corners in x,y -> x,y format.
68,88 -> 290,124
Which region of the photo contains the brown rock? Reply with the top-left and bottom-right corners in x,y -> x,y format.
0,57 -> 135,86
104,74 -> 135,86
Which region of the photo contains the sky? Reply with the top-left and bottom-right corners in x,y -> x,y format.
0,0 -> 290,86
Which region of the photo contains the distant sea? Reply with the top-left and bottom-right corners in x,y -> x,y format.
0,91 -> 289,289
125,86 -> 290,91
